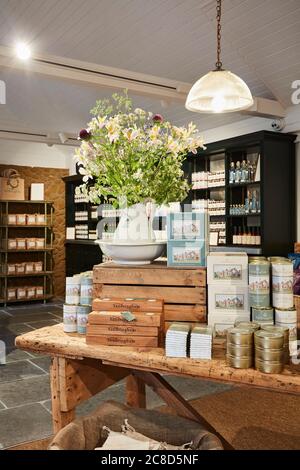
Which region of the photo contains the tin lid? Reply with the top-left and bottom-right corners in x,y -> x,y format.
228,327 -> 253,336
252,306 -> 273,311
249,259 -> 270,265
235,321 -> 260,330
255,330 -> 283,340
261,325 -> 289,334
271,258 -> 292,265
275,307 -> 296,312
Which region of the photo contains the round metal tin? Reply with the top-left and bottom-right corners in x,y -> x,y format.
252,306 -> 274,323
226,354 -> 253,369
227,327 -> 253,346
261,325 -> 289,344
255,346 -> 284,362
255,358 -> 284,374
227,342 -> 253,357
254,330 -> 284,349
234,320 -> 260,331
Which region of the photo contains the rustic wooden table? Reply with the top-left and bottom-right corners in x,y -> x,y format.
16,323 -> 300,448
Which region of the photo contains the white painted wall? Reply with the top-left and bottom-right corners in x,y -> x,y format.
0,139 -> 75,170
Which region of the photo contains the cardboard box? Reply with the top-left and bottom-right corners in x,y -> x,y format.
208,314 -> 251,336
26,287 -> 36,299
30,183 -> 44,201
17,287 -> 27,300
27,214 -> 37,225
207,252 -> 248,285
208,285 -> 250,317
26,239 -> 36,250
167,212 -> 208,241
16,214 -> 26,225
0,176 -> 24,201
167,239 -> 207,267
16,263 -> 26,274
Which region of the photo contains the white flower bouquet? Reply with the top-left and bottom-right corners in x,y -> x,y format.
75,91 -> 205,207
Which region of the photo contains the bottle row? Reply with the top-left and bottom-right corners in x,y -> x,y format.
229,160 -> 258,184
229,189 -> 261,215
232,226 -> 261,245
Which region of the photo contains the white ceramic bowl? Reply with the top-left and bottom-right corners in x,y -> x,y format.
98,240 -> 166,265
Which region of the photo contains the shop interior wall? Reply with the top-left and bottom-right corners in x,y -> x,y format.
0,140 -> 72,298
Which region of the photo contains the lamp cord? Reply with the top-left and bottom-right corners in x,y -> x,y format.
215,0 -> 223,70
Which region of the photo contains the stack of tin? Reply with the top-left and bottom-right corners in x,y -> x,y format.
63,272 -> 93,335
249,258 -> 274,327
254,329 -> 285,374
226,327 -> 254,369
262,325 -> 290,364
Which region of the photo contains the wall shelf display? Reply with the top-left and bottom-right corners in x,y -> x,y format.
0,200 -> 54,305
63,175 -> 102,276
186,131 -> 296,256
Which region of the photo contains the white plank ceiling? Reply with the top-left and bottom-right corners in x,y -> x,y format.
0,0 -> 299,135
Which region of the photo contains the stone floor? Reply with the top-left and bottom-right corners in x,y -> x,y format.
0,301 -> 233,449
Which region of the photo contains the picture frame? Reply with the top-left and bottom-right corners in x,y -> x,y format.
167,239 -> 207,267
167,212 -> 207,240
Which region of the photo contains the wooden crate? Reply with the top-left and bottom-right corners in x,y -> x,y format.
93,261 -> 207,329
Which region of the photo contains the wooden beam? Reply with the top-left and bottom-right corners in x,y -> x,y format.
58,357 -> 129,412
0,45 -> 285,118
132,370 -> 230,449
50,358 -> 75,433
126,375 -> 146,408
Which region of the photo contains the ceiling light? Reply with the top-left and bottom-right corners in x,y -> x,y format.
185,0 -> 253,114
15,43 -> 31,60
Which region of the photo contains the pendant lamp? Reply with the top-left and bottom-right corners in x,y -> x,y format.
185,0 -> 253,114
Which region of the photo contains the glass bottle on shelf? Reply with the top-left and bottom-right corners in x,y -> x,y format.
255,227 -> 261,246
251,190 -> 257,213
229,162 -> 235,184
237,226 -> 242,245
241,160 -> 248,183
235,161 -> 241,184
250,161 -> 255,182
233,226 -> 237,244
246,228 -> 251,245
245,191 -> 250,214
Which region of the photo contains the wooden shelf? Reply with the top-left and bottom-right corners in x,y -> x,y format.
0,200 -> 53,204
65,239 -> 97,245
0,248 -> 54,253
0,294 -> 54,304
228,181 -> 260,188
227,214 -> 261,218
0,225 -> 53,228
0,271 -> 53,278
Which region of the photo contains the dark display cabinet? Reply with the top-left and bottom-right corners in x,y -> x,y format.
63,175 -> 102,277
187,131 -> 296,256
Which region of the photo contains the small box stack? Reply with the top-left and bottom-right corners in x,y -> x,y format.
165,323 -> 190,358
207,253 -> 250,333
190,326 -> 213,359
86,298 -> 164,347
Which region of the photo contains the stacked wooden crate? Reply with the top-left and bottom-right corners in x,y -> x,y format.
86,298 -> 163,347
92,262 -> 207,332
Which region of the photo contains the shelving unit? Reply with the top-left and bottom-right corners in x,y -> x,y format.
0,200 -> 54,306
186,131 -> 296,256
63,175 -> 102,276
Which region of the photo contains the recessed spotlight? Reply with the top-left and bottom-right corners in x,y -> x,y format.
15,43 -> 31,60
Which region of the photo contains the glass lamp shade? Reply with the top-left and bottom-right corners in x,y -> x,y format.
185,70 -> 254,113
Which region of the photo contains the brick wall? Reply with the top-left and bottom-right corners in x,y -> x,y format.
0,164 -> 69,298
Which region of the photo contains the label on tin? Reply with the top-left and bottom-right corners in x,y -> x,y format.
77,313 -> 88,334
66,281 -> 80,305
63,309 -> 77,333
249,274 -> 270,294
272,293 -> 294,309
252,308 -> 274,322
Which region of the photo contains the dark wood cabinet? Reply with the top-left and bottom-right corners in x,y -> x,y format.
187,131 -> 296,256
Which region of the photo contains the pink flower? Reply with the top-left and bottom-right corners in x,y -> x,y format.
78,129 -> 91,141
152,114 -> 163,123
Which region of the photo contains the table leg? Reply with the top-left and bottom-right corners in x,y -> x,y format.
50,357 -> 75,434
126,374 -> 146,408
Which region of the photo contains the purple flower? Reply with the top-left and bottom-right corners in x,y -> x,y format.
78,129 -> 91,141
152,114 -> 163,123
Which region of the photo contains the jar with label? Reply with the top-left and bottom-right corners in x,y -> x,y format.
77,305 -> 92,334
66,277 -> 81,305
249,260 -> 270,308
272,260 -> 293,309
275,308 -> 297,356
80,277 -> 93,305
63,304 -> 77,333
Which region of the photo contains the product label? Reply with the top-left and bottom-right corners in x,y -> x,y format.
249,274 -> 269,294
272,276 -> 293,294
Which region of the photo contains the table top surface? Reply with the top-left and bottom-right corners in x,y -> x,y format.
15,323 -> 300,395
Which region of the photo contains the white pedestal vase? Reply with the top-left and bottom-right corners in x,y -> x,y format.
99,202 -> 166,265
